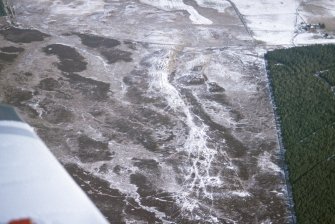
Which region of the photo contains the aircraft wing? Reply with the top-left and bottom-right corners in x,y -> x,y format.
0,104 -> 108,224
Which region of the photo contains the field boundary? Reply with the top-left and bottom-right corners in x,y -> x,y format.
264,58 -> 297,224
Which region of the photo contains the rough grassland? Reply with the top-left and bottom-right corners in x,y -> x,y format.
266,45 -> 335,224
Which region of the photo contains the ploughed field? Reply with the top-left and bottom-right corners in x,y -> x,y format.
266,45 -> 335,224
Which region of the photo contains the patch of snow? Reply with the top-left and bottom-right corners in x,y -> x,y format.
246,14 -> 296,32
195,0 -> 231,13
230,191 -> 251,197
232,0 -> 298,15
244,13 -> 296,45
254,30 -> 294,45
304,0 -> 335,16
50,0 -> 106,16
139,0 -> 213,25
295,32 -> 335,45
230,0 -> 299,45
258,152 -> 283,174
144,29 -> 181,45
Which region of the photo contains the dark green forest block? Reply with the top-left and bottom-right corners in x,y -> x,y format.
266,45 -> 335,224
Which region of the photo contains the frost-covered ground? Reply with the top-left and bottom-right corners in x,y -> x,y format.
0,0 -> 334,223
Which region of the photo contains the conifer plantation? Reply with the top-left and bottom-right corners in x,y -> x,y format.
266,45 -> 335,224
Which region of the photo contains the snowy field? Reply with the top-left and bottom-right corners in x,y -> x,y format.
0,0 -> 334,223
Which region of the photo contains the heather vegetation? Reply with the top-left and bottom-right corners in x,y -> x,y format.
266,45 -> 335,224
